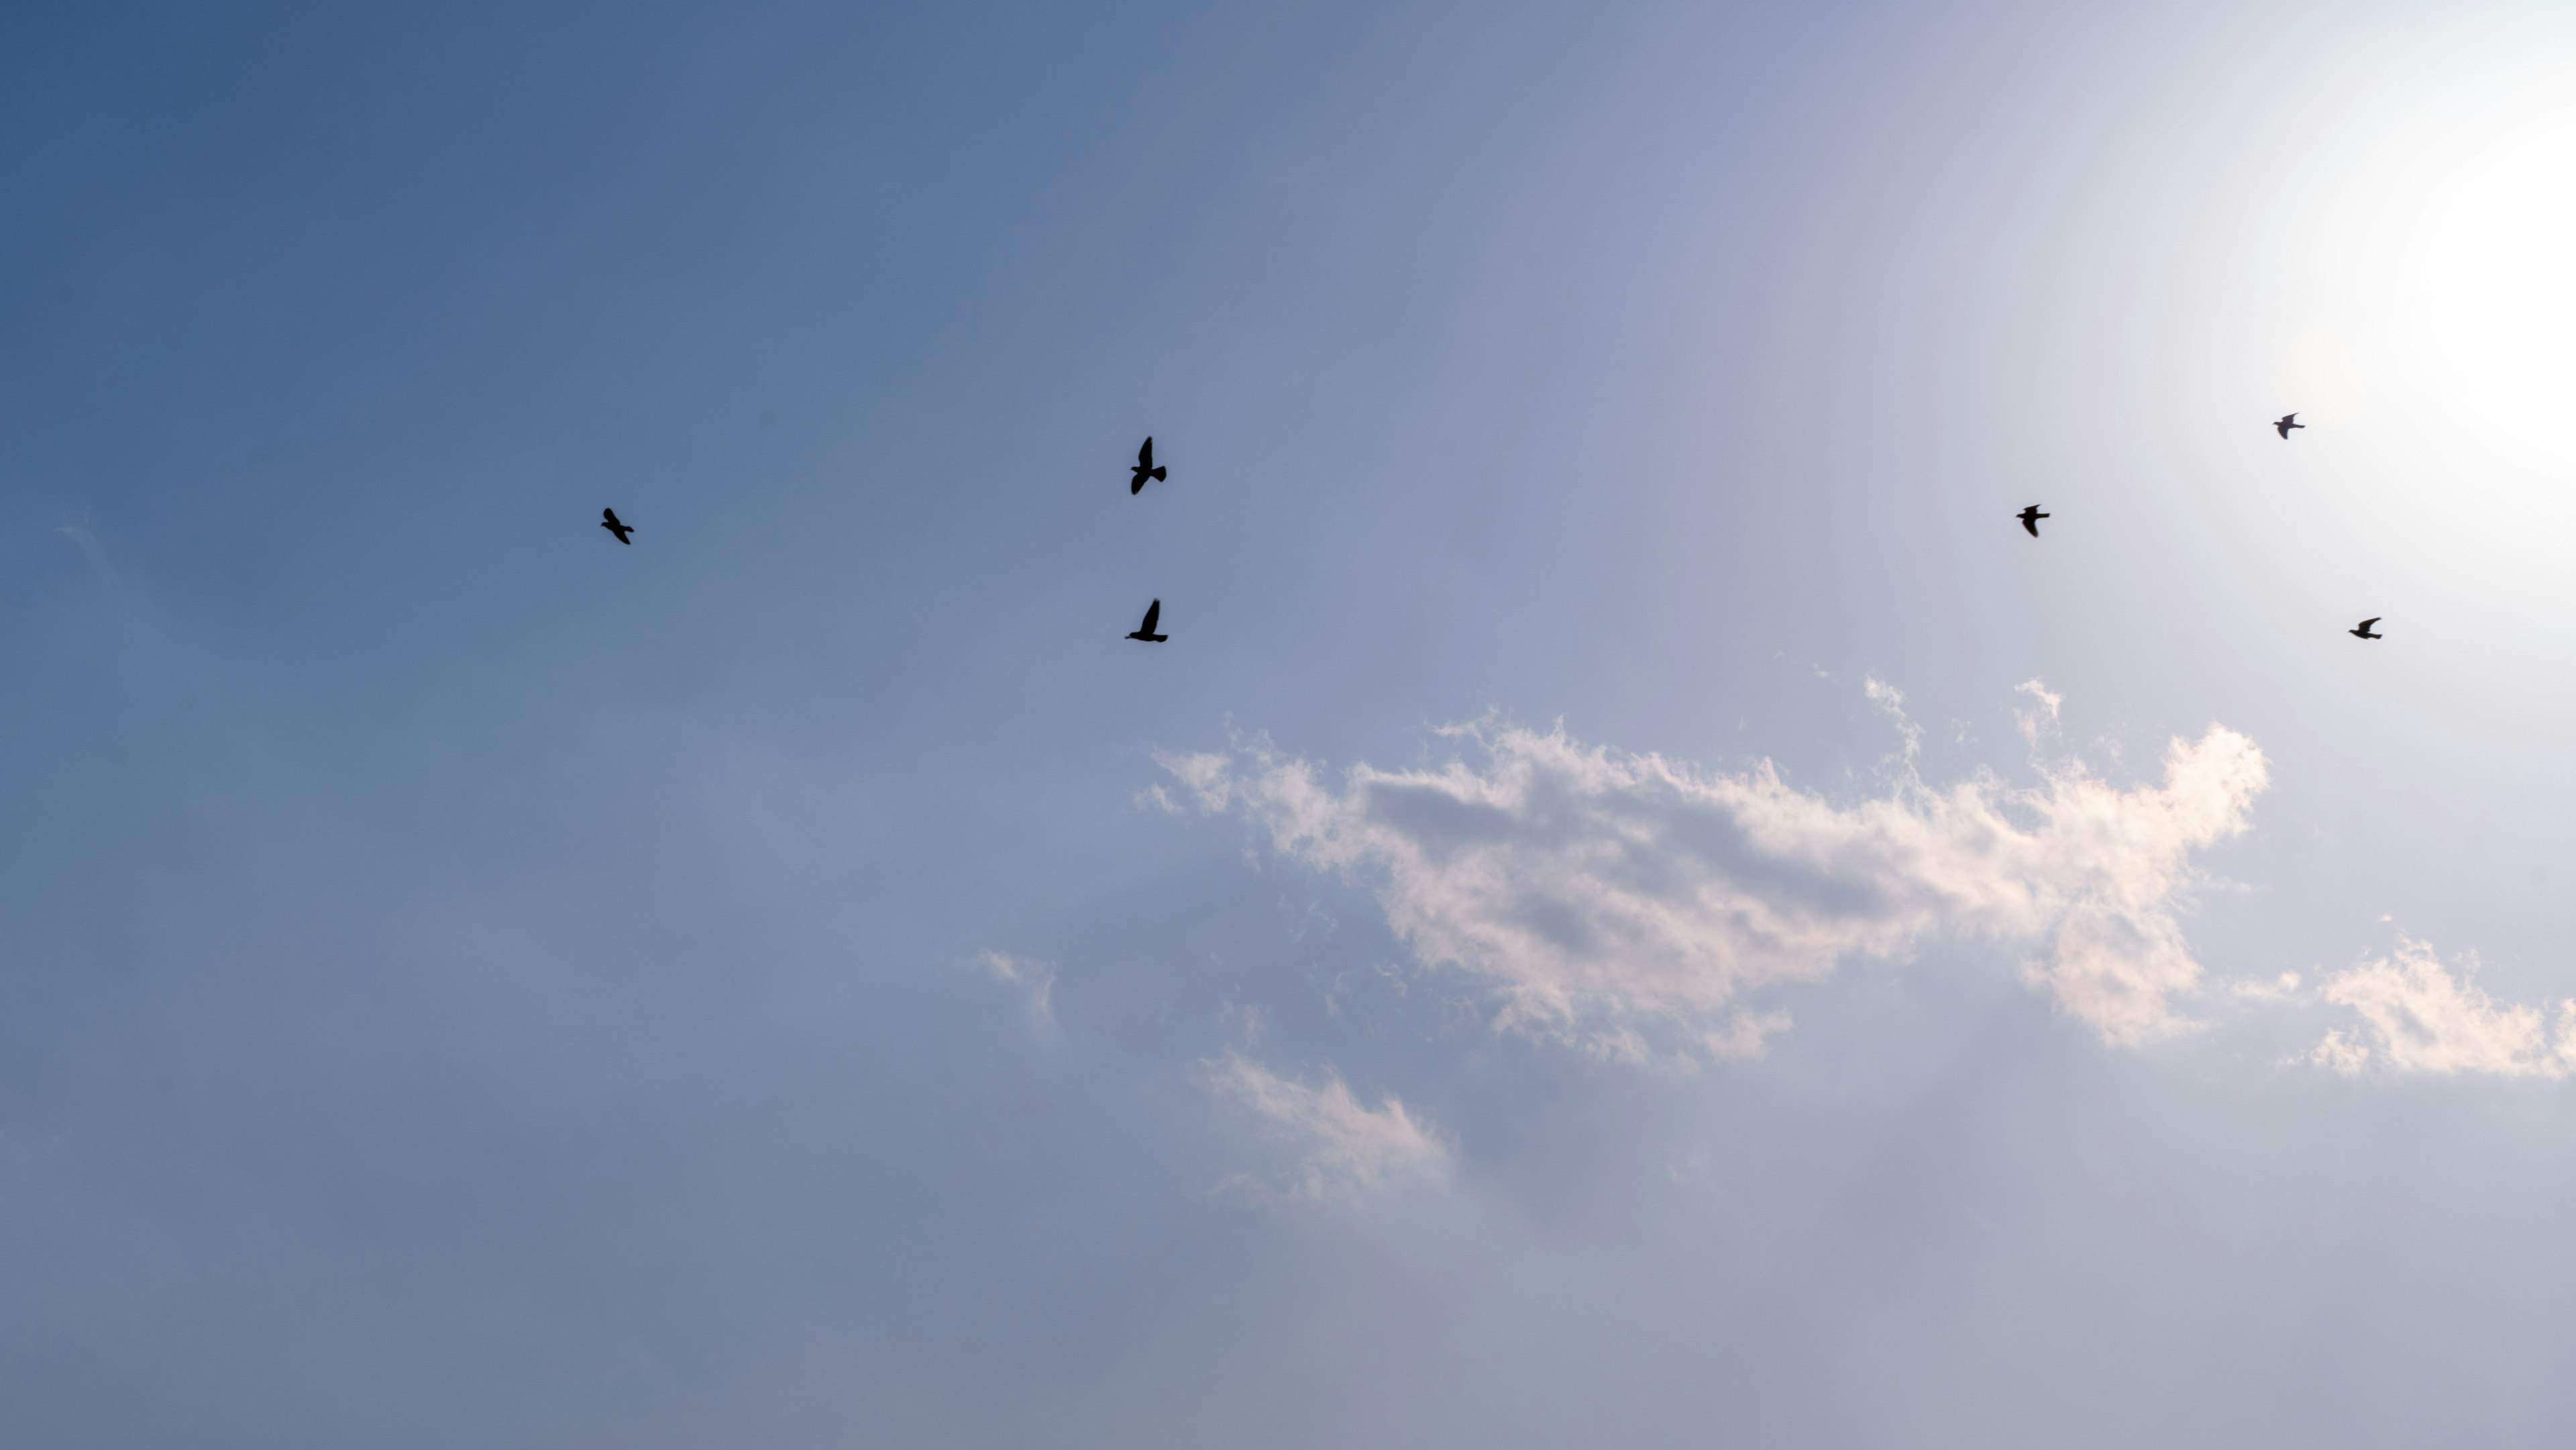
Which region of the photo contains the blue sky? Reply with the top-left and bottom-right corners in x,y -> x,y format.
8,1 -> 2576,1444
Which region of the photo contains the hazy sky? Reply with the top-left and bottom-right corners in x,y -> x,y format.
9,1 -> 2576,1445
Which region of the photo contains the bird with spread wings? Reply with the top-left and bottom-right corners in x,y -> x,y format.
1130,437 -> 1169,495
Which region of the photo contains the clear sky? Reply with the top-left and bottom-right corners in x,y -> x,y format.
8,1 -> 2576,1444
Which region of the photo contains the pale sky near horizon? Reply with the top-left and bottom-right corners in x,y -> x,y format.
9,1 -> 2576,1445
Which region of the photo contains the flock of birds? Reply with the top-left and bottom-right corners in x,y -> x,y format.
2024,411 -> 2382,641
597,420 -> 2380,645
598,437 -> 1185,643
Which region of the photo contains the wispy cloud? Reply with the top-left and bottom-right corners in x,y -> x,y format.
1157,698 -> 2267,1055
1204,1053 -> 1451,1201
2310,938 -> 2576,1078
975,950 -> 1057,1031
53,520 -> 116,582
1866,677 -> 1923,762
2013,678 -> 2063,747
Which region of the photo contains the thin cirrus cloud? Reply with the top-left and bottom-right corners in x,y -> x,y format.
1203,1053 -> 1452,1201
975,949 -> 1059,1031
1154,690 -> 2269,1055
2310,937 -> 2576,1078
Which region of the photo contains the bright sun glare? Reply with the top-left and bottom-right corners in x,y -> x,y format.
2402,107 -> 2576,474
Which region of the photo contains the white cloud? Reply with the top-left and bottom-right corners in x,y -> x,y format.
2226,971 -> 2304,1002
2310,938 -> 2576,1078
1865,677 -> 1923,762
2013,678 -> 2063,746
975,950 -> 1057,1030
1158,704 -> 2267,1054
1204,1053 -> 1452,1200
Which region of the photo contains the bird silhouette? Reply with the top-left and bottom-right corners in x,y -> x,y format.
2275,413 -> 2304,439
2350,617 -> 2381,639
601,507 -> 633,545
1126,599 -> 1168,642
1130,437 -> 1168,495
2017,505 -> 2049,537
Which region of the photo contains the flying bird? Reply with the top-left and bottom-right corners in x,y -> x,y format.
2275,413 -> 2304,439
2350,617 -> 2381,639
2017,505 -> 2049,537
600,507 -> 633,545
1130,437 -> 1167,495
1126,599 -> 1168,642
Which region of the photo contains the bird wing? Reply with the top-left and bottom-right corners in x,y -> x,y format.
2022,515 -> 2039,535
2358,617 -> 2379,630
603,508 -> 619,523
1137,437 -> 1154,468
1140,600 -> 1161,633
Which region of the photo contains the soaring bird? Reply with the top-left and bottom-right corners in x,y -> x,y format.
601,507 -> 634,544
2350,617 -> 2381,639
2274,413 -> 2304,439
1126,599 -> 1168,642
1130,437 -> 1168,495
2017,505 -> 2049,537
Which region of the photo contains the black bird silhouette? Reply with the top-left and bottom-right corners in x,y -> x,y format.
2275,413 -> 2304,439
2017,505 -> 2049,537
2350,617 -> 2381,639
601,507 -> 634,545
1126,599 -> 1168,642
1129,437 -> 1167,495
